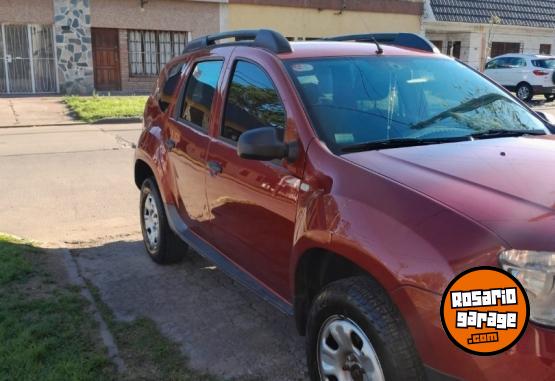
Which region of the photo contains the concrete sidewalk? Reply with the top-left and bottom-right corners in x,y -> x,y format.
0,96 -> 77,127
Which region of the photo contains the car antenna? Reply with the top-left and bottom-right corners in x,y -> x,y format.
372,37 -> 384,55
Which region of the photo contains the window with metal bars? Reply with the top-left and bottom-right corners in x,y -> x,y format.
128,30 -> 188,76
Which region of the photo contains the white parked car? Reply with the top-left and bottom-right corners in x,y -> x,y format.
484,54 -> 555,102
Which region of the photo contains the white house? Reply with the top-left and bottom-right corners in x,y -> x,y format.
423,0 -> 555,70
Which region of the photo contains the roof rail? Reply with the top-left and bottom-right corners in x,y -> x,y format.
323,33 -> 439,53
183,29 -> 292,54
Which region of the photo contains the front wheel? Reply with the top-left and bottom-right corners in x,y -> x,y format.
140,177 -> 188,264
516,83 -> 533,102
306,277 -> 425,381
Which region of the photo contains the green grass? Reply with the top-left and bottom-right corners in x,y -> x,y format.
0,234 -> 115,381
0,234 -> 225,381
88,283 -> 220,381
64,96 -> 148,122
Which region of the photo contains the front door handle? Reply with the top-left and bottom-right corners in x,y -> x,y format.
207,160 -> 223,176
165,138 -> 176,151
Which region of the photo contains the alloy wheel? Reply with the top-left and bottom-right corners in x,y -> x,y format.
317,315 -> 385,381
143,193 -> 160,251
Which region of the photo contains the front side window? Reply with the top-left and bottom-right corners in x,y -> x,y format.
180,60 -> 224,130
286,56 -> 548,153
485,59 -> 500,69
222,61 -> 286,143
128,30 -> 188,76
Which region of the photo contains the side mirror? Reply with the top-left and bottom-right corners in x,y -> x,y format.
237,127 -> 297,162
536,111 -> 555,132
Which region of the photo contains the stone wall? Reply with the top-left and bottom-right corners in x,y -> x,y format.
53,0 -> 94,94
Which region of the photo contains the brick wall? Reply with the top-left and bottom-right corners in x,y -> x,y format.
118,29 -> 156,94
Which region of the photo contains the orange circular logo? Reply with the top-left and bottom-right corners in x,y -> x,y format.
440,267 -> 529,356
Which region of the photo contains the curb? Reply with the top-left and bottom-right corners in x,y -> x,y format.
59,247 -> 127,373
93,117 -> 142,124
0,122 -> 89,129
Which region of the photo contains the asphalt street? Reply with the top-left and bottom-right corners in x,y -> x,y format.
0,120 -> 307,381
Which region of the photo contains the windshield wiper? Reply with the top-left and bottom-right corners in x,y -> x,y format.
412,93 -> 508,130
341,136 -> 469,153
470,129 -> 546,139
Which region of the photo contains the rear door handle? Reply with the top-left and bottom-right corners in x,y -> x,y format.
207,160 -> 223,176
165,138 -> 176,151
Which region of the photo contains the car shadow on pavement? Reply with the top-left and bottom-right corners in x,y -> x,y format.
71,239 -> 308,381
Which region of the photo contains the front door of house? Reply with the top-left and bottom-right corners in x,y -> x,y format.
0,24 -> 57,94
91,28 -> 121,91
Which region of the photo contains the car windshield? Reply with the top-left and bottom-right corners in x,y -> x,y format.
532,59 -> 555,69
285,56 -> 548,153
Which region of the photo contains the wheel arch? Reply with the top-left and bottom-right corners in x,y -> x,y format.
292,246 -> 397,336
135,159 -> 155,189
516,80 -> 532,89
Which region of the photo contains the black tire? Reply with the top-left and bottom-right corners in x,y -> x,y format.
516,83 -> 533,102
306,276 -> 425,381
140,177 -> 188,264
544,94 -> 555,102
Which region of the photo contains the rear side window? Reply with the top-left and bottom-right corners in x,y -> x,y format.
180,60 -> 224,130
158,63 -> 183,112
222,61 -> 286,143
508,57 -> 526,67
532,59 -> 555,69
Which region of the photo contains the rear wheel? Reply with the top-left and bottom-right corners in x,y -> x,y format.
306,277 -> 425,381
516,83 -> 533,102
140,177 -> 188,264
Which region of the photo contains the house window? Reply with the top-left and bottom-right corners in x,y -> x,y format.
128,30 -> 188,76
490,42 -> 521,58
430,40 -> 443,53
540,44 -> 552,55
446,41 -> 461,59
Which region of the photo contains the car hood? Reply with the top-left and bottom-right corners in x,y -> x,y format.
343,135 -> 555,250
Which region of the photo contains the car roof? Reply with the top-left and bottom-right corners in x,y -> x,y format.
495,53 -> 553,59
276,41 -> 441,60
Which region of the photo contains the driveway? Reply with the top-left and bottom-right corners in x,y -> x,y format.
0,96 -> 78,127
0,120 -> 307,380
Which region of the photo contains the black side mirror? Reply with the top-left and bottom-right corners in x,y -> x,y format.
536,111 -> 555,132
237,127 -> 297,162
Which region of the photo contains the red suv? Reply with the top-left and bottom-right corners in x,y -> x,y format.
135,30 -> 555,380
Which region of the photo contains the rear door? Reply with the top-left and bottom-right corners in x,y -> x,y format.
205,51 -> 303,298
166,58 -> 225,235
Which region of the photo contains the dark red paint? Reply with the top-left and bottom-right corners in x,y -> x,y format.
135,42 -> 555,380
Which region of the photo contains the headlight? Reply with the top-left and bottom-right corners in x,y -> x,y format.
499,250 -> 555,327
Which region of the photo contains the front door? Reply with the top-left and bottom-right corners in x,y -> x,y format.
205,58 -> 301,298
91,28 -> 121,91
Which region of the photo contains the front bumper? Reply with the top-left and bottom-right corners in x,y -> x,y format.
392,286 -> 555,381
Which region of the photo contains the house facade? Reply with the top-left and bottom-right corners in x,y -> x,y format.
1,0 -> 424,95
423,0 -> 555,70
226,0 -> 424,41
0,0 -> 224,95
